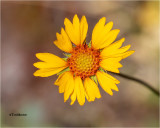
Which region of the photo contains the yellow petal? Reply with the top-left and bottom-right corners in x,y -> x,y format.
64,14 -> 88,46
100,57 -> 122,73
35,53 -> 67,67
54,72 -> 73,94
34,62 -> 55,69
100,38 -> 134,59
58,72 -> 73,94
107,50 -> 135,59
121,50 -> 135,59
54,28 -> 73,53
119,45 -> 131,54
96,71 -> 119,95
70,76 -> 86,105
59,83 -> 66,93
80,16 -> 88,45
70,89 -> 77,105
33,53 -> 67,77
55,72 -> 68,93
98,29 -> 120,49
85,91 -> 89,102
64,72 -> 75,102
100,38 -> 125,58
72,14 -> 80,45
75,76 -> 85,105
70,78 -> 77,105
84,77 -> 101,102
92,17 -> 120,49
104,72 -> 120,84
64,18 -> 76,45
33,67 -> 66,77
54,73 -> 63,86
92,17 -> 106,44
97,22 -> 113,45
92,21 -> 113,48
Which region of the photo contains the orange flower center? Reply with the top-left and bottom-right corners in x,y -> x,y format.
67,44 -> 100,79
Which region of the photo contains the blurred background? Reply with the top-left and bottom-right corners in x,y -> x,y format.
1,1 -> 159,127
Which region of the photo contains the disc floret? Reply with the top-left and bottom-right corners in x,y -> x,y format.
67,44 -> 100,79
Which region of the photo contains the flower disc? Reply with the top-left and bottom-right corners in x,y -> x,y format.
67,44 -> 100,79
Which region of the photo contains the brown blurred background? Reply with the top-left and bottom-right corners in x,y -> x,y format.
1,1 -> 159,127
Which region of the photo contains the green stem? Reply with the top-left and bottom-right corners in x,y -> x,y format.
109,72 -> 159,96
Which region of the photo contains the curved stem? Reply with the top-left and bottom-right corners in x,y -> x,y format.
109,72 -> 159,96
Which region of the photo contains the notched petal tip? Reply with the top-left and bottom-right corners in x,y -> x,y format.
114,29 -> 120,33
70,101 -> 75,105
56,32 -> 60,37
115,88 -> 119,92
33,72 -> 38,77
33,70 -> 41,77
61,27 -> 64,33
116,80 -> 120,84
119,63 -> 123,68
81,15 -> 88,25
64,18 -> 70,25
35,53 -> 51,60
108,92 -> 113,96
126,44 -> 131,49
79,102 -> 85,106
121,37 -> 125,42
74,14 -> 78,17
33,62 -> 39,68
115,70 -> 120,73
108,21 -> 113,27
53,40 -> 57,45
109,29 -> 120,36
82,15 -> 87,20
97,17 -> 106,26
97,95 -> 102,99
100,17 -> 106,21
54,80 -> 59,86
73,14 -> 79,22
35,53 -> 41,58
122,50 -> 135,59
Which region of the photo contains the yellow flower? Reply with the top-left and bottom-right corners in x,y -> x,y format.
33,14 -> 134,106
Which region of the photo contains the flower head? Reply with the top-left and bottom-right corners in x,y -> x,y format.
33,14 -> 134,105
